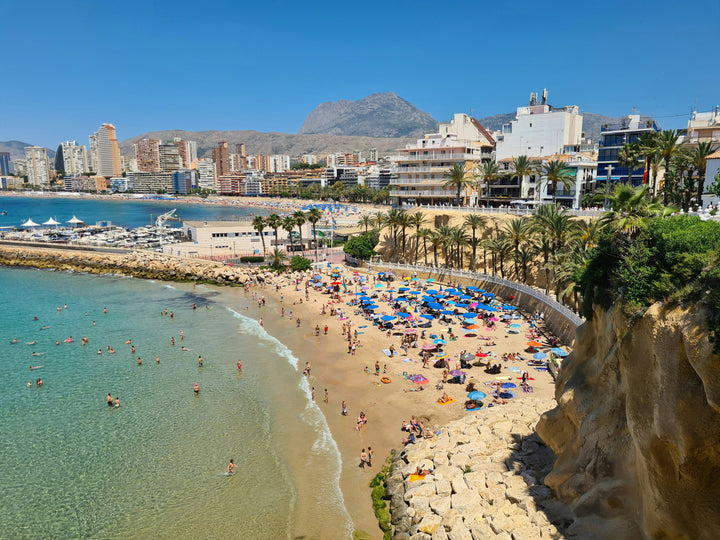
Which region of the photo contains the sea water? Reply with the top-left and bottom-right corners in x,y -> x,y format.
0,196 -> 269,230
0,267 -> 351,539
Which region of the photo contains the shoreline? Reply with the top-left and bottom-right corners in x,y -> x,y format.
1,245 -> 568,538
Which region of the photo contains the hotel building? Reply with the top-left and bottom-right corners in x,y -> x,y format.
212,142 -> 231,178
134,139 -> 161,172
55,141 -> 89,175
159,144 -> 182,172
24,146 -> 51,186
92,124 -> 122,177
390,113 -> 495,206
597,115 -> 659,187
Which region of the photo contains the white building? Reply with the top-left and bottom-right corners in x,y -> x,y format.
25,146 -> 50,186
91,124 -> 122,177
243,170 -> 263,196
56,141 -> 89,174
12,159 -> 27,177
704,150 -> 720,207
302,154 -> 317,165
196,159 -> 216,190
687,107 -> 720,144
495,90 -> 583,161
266,154 -> 291,173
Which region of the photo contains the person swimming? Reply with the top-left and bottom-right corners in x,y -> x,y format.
193,383 -> 200,394
107,393 -> 113,406
227,459 -> 237,474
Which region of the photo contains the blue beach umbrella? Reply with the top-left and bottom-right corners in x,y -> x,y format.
467,391 -> 487,400
483,305 -> 497,312
428,302 -> 443,310
501,382 -> 517,389
366,304 -> 379,310
551,348 -> 569,357
455,303 -> 468,308
380,315 -> 395,321
502,305 -> 516,310
440,310 -> 454,315
426,289 -> 438,294
509,323 -> 522,328
533,352 -> 547,360
420,314 -> 434,320
397,312 -> 411,318
374,284 -> 384,288
427,278 -> 435,282
466,286 -> 480,292
434,339 -> 446,345
408,290 -> 420,295
398,287 -> 410,292
459,295 -> 472,300
463,313 -> 477,319
484,293 -> 495,299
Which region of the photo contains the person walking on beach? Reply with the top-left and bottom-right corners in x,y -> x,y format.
324,389 -> 328,404
360,449 -> 368,469
311,387 -> 315,400
367,447 -> 373,467
342,400 -> 347,416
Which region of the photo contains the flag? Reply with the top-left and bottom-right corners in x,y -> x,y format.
642,158 -> 648,184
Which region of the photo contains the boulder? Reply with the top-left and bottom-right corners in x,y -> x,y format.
417,514 -> 443,535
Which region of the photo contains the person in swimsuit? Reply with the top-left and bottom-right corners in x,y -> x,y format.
227,459 -> 237,474
194,383 -> 200,394
107,393 -> 113,406
114,397 -> 120,407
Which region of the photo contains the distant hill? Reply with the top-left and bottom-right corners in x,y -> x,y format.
475,111 -> 622,144
0,140 -> 55,161
120,130 -> 413,160
298,92 -> 437,138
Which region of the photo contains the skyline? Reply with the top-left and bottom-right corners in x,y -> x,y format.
1,0 -> 718,149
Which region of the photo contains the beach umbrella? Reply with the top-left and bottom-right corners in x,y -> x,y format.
501,382 -> 517,389
434,339 -> 446,345
466,286 -> 480,292
354,292 -> 364,295
533,352 -> 547,360
22,218 -> 40,227
498,390 -> 516,399
404,328 -> 417,335
436,352 -> 449,360
500,314 -> 512,319
380,315 -> 395,321
468,302 -> 479,308
395,297 -> 407,302
427,278 -> 435,282
67,215 -> 84,225
408,290 -> 420,295
465,324 -> 479,330
527,341 -> 543,347
483,293 -> 495,299
361,286 -> 369,290
440,310 -> 454,315
330,281 -> 341,285
502,305 -> 517,311
43,217 -> 61,227
420,314 -> 434,320
509,323 -> 522,328
463,313 -> 477,319
483,305 -> 497,312
455,303 -> 468,308
476,352 -> 488,357
411,277 -> 419,281
459,295 -> 472,300
427,302 -> 443,310
422,343 -> 436,350
397,312 -> 411,318
446,300 -> 456,305
467,391 -> 487,400
426,289 -> 438,294
365,305 -> 379,310
551,348 -> 569,357
449,369 -> 465,376
374,283 -> 384,288
398,287 -> 410,291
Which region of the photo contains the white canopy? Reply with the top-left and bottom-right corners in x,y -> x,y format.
22,218 -> 40,227
66,215 -> 85,224
43,217 -> 61,226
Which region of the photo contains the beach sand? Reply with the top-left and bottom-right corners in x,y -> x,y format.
232,265 -> 562,538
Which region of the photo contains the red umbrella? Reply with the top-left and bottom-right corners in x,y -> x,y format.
476,352 -> 488,357
421,343 -> 436,350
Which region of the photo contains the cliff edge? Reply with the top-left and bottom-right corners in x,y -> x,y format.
537,302 -> 720,539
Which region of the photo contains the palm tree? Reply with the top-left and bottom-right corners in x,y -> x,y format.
532,204 -> 577,296
266,213 -> 282,249
541,160 -> 575,205
692,141 -> 719,207
358,214 -> 373,233
267,247 -> 287,269
416,227 -> 433,266
252,215 -> 267,256
437,225 -> 455,268
599,184 -> 671,235
429,231 -> 442,267
511,155 -> 536,198
463,214 -> 486,271
443,163 -> 473,206
504,217 -> 530,281
282,215 -> 296,251
617,144 -> 639,185
450,227 -> 469,269
485,236 -> 510,279
293,211 -> 307,252
478,160 -> 499,205
409,212 -> 427,264
306,207 -> 322,262
385,208 -> 402,261
533,235 -> 554,295
397,210 -> 411,262
656,130 -> 680,204
516,244 -> 534,284
636,131 -> 660,194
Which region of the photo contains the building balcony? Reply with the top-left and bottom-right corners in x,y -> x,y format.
390,152 -> 486,162
390,189 -> 457,198
397,165 -> 452,173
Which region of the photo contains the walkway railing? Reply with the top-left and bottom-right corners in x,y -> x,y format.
401,203 -> 604,218
369,261 -> 585,328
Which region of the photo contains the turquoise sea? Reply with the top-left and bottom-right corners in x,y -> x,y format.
0,266 -> 351,539
0,195 -> 269,230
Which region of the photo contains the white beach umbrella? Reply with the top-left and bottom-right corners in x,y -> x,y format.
66,216 -> 85,227
22,218 -> 40,227
43,217 -> 61,226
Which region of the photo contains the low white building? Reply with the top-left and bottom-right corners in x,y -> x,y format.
703,150 -> 720,207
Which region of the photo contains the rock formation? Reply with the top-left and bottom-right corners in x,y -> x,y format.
386,399 -> 570,539
537,302 -> 720,540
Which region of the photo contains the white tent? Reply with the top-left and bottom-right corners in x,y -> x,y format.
22,218 -> 40,227
43,217 -> 61,226
66,216 -> 85,226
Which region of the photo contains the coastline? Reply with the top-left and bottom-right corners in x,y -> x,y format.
1,245 -> 566,538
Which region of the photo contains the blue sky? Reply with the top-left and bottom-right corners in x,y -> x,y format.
1,0 -> 718,148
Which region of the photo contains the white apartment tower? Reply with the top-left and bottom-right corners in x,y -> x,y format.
495,90 -> 583,161
91,124 -> 122,177
196,159 -> 216,190
56,141 -> 89,174
25,146 -> 51,186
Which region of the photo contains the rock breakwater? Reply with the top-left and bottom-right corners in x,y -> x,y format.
386,399 -> 570,539
0,244 -> 256,285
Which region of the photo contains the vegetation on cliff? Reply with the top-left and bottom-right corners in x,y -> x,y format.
578,215 -> 720,350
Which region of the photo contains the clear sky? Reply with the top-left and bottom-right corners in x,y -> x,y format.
1,0 -> 718,148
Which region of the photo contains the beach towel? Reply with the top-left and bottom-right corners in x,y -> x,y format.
534,367 -> 549,372
401,358 -> 416,363
507,367 -> 521,373
494,376 -> 511,381
408,474 -> 426,482
437,397 -> 455,405
381,349 -> 393,357
409,374 -> 429,385
358,325 -> 368,328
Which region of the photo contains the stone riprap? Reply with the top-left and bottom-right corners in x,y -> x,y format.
0,244 -> 260,285
387,399 -> 570,540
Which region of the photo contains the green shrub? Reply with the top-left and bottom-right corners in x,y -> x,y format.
239,255 -> 264,263
289,255 -> 312,271
344,232 -> 378,260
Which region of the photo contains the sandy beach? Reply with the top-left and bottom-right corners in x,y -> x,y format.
238,264 -> 564,538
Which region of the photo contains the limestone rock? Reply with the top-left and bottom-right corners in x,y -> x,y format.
417,514 -> 443,535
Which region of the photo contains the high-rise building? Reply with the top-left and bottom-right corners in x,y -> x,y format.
88,135 -> 98,172
12,159 -> 27,177
212,142 -> 231,178
236,143 -> 246,157
0,152 -> 10,175
368,148 -> 379,162
173,138 -> 197,168
159,144 -> 182,172
264,155 -> 290,173
196,159 -> 216,190
134,139 -> 161,172
92,124 -> 122,177
55,141 -> 89,175
25,146 -> 51,186
302,154 -> 317,165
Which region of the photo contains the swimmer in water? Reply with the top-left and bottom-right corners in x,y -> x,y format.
114,397 -> 120,408
198,355 -> 203,367
227,459 -> 237,474
181,346 -> 190,351
171,337 -> 175,345
194,383 -> 200,394
237,359 -> 242,371
107,393 -> 113,406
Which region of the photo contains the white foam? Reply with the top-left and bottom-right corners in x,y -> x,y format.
227,308 -> 353,537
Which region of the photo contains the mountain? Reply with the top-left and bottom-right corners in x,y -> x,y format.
475,111 -> 622,145
120,130 -> 413,160
298,92 -> 437,138
0,140 -> 55,161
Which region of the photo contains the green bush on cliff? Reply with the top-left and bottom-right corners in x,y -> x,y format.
578,215 -> 720,351
344,232 -> 378,261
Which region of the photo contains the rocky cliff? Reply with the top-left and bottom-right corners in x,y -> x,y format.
298,92 -> 437,138
537,302 -> 720,539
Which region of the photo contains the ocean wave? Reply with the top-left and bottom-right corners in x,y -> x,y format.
227,307 -> 353,537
